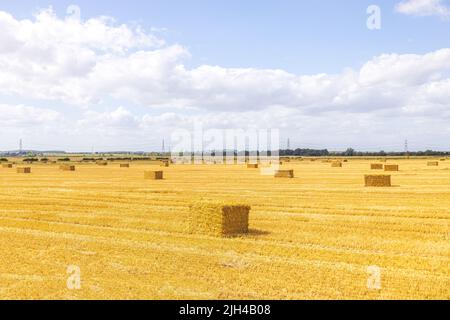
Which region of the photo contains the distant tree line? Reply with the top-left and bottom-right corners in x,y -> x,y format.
280,148 -> 450,157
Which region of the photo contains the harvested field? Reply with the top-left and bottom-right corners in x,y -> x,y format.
0,159 -> 448,299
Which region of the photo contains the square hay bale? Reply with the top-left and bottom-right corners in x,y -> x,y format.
365,175 -> 391,187
59,165 -> 75,171
371,163 -> 384,170
188,202 -> 250,237
331,161 -> 342,168
2,164 -> 13,168
247,163 -> 258,169
17,167 -> 31,174
427,161 -> 439,167
384,164 -> 399,171
440,159 -> 446,161
274,169 -> 294,178
120,163 -> 130,168
343,159 -> 348,162
144,170 -> 163,180
160,161 -> 170,167
96,161 -> 108,166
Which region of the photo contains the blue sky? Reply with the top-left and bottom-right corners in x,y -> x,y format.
2,0 -> 449,73
0,0 -> 450,151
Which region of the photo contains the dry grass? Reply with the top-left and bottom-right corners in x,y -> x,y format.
0,159 -> 448,299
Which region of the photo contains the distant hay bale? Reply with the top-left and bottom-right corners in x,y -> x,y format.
17,167 -> 31,174
427,161 -> 439,167
331,161 -> 343,168
2,164 -> 13,168
160,161 -> 170,167
440,159 -> 446,161
384,164 -> 399,171
120,163 -> 130,168
59,165 -> 75,171
370,163 -> 384,170
379,159 -> 387,163
96,161 -> 108,166
365,175 -> 391,187
247,163 -> 258,169
343,159 -> 348,162
188,201 -> 250,237
274,169 -> 294,178
144,170 -> 163,180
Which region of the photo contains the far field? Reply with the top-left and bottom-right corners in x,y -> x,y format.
0,158 -> 448,299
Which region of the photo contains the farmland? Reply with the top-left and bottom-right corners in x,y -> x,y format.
0,158 -> 449,299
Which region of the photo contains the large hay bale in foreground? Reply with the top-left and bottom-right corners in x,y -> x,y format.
59,165 -> 75,171
120,163 -> 130,168
365,175 -> 391,187
188,202 -> 250,237
274,169 -> 294,178
427,161 -> 439,167
17,167 -> 31,174
2,164 -> 13,168
384,164 -> 399,172
247,163 -> 258,169
371,163 -> 383,170
331,161 -> 342,168
144,170 -> 163,180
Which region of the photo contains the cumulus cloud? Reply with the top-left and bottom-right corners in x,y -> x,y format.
395,0 -> 450,18
1,8 -> 450,150
0,104 -> 61,126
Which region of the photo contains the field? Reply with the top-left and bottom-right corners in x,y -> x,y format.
0,158 -> 449,299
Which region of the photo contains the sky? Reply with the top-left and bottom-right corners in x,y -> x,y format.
0,0 -> 450,152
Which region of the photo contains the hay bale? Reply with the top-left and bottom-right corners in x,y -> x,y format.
370,163 -> 383,170
2,164 -> 13,168
331,161 -> 342,168
365,175 -> 391,187
440,159 -> 446,161
384,164 -> 399,171
96,161 -> 108,166
144,170 -> 163,180
17,167 -> 31,174
427,161 -> 439,167
120,163 -> 130,168
343,159 -> 348,162
188,201 -> 250,237
59,165 -> 75,171
160,161 -> 170,167
274,169 -> 294,178
247,163 -> 258,169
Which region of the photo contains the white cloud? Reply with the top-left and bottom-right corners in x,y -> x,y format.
0,104 -> 61,126
395,0 -> 450,18
0,8 -> 450,151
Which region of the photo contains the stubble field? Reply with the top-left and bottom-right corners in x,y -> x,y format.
0,159 -> 449,299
